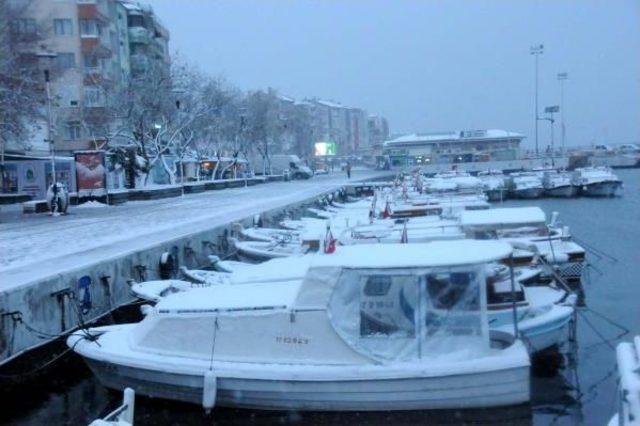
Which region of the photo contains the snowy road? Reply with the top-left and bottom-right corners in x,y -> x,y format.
0,170 -> 391,289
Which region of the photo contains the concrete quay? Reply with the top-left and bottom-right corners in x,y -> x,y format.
0,170 -> 391,366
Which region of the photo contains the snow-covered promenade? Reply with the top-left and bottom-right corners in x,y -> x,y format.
0,170 -> 390,290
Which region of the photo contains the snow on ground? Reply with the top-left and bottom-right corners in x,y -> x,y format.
0,170 -> 391,289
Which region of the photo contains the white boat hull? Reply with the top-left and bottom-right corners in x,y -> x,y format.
581,181 -> 621,197
82,358 -> 530,411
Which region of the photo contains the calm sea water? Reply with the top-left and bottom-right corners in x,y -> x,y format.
3,169 -> 638,426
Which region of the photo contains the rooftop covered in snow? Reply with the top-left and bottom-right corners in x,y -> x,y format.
384,129 -> 525,147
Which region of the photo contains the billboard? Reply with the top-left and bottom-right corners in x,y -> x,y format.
314,142 -> 337,156
75,151 -> 107,196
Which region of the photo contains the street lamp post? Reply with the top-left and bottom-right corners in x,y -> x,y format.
44,69 -> 56,188
530,44 -> 544,156
557,72 -> 568,155
543,105 -> 559,166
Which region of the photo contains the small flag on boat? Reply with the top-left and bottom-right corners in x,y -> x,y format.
382,201 -> 392,219
324,225 -> 336,254
400,221 -> 408,244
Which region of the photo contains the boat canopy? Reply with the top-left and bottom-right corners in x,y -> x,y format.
460,207 -> 546,228
325,264 -> 491,362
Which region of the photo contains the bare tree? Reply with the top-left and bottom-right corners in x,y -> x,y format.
0,0 -> 48,190
244,88 -> 283,174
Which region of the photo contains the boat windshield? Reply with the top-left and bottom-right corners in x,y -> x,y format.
328,265 -> 489,362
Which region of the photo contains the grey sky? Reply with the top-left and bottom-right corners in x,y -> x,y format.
148,0 -> 640,148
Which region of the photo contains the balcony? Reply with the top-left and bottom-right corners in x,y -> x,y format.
129,54 -> 149,72
81,37 -> 112,58
77,2 -> 109,22
128,27 -> 151,45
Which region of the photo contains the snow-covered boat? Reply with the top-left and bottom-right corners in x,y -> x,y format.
608,336 -> 640,426
477,170 -> 507,202
233,223 -> 301,243
338,219 -> 464,245
179,266 -> 230,285
573,167 -> 622,197
507,173 -> 545,199
485,265 -> 575,353
131,279 -> 206,303
230,237 -> 312,262
208,255 -> 252,273
68,241 -> 530,411
460,207 -> 586,282
542,171 -> 578,198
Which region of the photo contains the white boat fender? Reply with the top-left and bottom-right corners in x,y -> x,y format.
550,211 -> 559,227
253,214 -> 262,228
202,370 -> 217,414
140,304 -> 153,316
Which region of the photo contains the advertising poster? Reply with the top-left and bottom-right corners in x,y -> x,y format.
75,151 -> 107,196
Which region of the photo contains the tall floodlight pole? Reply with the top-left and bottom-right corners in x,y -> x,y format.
557,72 -> 568,155
543,105 -> 559,166
530,44 -> 544,156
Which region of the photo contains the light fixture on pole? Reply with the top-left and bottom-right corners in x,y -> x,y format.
542,105 -> 559,166
530,44 -> 544,156
557,72 -> 568,155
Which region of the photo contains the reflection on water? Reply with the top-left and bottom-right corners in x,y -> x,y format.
2,169 -> 638,425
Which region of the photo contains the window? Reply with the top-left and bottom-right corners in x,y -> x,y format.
79,19 -> 101,36
55,53 -> 75,70
53,19 -> 73,35
83,55 -> 101,70
66,122 -> 81,140
84,86 -> 104,107
128,15 -> 145,28
11,19 -> 37,35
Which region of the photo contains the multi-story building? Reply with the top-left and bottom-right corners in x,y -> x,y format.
367,114 -> 390,152
346,107 -> 368,155
121,1 -> 169,78
7,0 -> 168,156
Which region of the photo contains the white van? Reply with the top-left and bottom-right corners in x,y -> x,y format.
253,155 -> 313,179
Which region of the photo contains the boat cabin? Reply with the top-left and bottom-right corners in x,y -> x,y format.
460,207 -> 548,240
134,241 -> 513,365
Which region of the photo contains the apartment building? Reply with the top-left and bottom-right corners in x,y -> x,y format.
367,114 -> 390,152
7,0 -> 168,156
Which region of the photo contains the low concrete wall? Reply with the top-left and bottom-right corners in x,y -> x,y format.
414,157 -> 569,175
0,187 -> 344,366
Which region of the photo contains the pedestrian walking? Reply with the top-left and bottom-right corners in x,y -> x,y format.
346,161 -> 352,179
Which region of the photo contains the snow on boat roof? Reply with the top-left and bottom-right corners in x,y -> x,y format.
460,207 -> 546,227
156,281 -> 300,314
231,257 -> 312,284
313,240 -> 512,268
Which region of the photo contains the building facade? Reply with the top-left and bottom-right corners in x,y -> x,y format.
383,129 -> 524,167
7,0 -> 169,156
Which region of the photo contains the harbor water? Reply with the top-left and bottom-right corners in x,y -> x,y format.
2,169 -> 638,426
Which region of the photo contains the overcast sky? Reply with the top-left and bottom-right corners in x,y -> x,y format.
148,0 -> 639,148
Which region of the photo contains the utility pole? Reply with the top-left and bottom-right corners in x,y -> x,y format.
530,44 -> 544,156
557,72 -> 568,155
